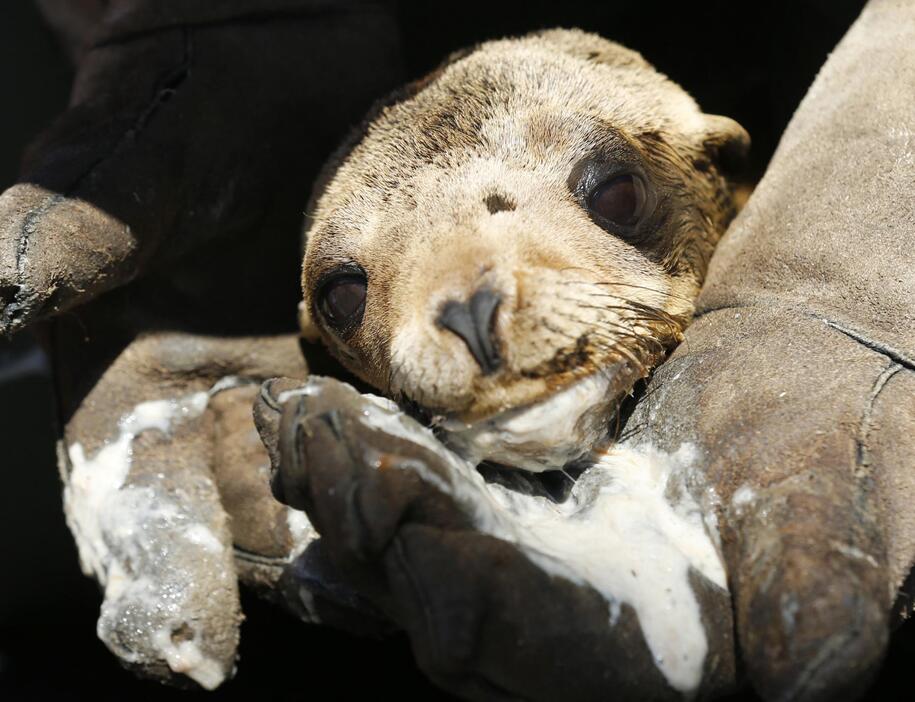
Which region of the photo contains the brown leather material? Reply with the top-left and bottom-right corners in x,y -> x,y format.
626,1 -> 915,698
1,0 -> 402,334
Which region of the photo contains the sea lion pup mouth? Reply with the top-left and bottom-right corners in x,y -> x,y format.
299,29 -> 748,471
437,366 -> 639,472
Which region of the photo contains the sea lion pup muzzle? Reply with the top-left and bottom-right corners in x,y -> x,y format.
300,29 -> 748,471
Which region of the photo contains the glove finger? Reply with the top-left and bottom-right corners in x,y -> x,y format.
628,310 -> 893,702
0,183 -> 134,334
62,382 -> 240,689
2,4 -> 403,334
58,330 -> 309,687
386,524 -> 679,702
257,377 -> 475,573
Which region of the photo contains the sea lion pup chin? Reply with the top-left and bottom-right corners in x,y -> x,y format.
300,28 -> 748,472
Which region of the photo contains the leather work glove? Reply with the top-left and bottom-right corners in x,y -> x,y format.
626,1 -> 915,698
256,375 -> 737,701
0,0 -> 403,686
256,1 -> 915,700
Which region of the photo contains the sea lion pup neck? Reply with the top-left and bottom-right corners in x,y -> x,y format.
300,29 -> 749,471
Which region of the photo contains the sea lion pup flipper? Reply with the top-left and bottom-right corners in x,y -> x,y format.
626,2 -> 915,700
256,376 -> 736,701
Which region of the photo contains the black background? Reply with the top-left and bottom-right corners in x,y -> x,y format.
2,1 -> 913,700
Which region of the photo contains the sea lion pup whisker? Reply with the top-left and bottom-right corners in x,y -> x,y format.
559,278 -> 699,306
553,312 -> 665,354
553,291 -> 676,319
571,302 -> 679,331
598,283 -> 699,306
300,28 -> 748,470
533,316 -> 654,372
551,295 -> 685,343
582,325 -> 668,359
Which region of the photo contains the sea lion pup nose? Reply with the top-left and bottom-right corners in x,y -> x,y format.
436,288 -> 503,375
300,28 -> 748,469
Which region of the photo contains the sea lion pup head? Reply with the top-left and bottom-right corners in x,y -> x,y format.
300,29 -> 748,470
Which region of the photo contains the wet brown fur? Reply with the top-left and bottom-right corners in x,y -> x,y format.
301,29 -> 748,421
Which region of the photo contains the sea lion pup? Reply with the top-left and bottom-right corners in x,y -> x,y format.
299,28 -> 748,472
266,28 -> 750,696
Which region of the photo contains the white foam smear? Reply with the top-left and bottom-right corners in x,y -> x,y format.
150,627 -> 227,691
287,507 -> 319,553
730,484 -> 757,518
65,391 -> 210,581
440,371 -> 618,471
485,445 -> 726,694
64,386 -> 229,689
354,396 -> 726,694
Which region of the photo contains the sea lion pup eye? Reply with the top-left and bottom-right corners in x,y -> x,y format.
587,173 -> 651,234
300,28 -> 749,471
315,265 -> 367,337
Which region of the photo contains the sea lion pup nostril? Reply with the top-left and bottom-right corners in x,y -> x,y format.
436,288 -> 502,374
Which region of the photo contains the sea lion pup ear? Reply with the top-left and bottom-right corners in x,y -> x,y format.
699,114 -> 751,174
528,29 -> 751,169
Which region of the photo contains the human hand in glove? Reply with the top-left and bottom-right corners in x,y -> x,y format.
0,0 -> 403,686
255,2 -> 915,700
